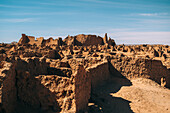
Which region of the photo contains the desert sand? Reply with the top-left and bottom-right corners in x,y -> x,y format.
88,77 -> 170,113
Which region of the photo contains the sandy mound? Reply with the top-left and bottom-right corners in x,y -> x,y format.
89,77 -> 170,113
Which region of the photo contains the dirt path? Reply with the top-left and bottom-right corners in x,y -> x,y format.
88,77 -> 170,113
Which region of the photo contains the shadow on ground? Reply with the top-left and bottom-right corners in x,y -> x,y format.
88,63 -> 134,113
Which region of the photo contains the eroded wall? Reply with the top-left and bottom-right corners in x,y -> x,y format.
86,60 -> 110,89
74,65 -> 91,112
110,57 -> 170,88
145,60 -> 170,88
0,56 -> 169,113
0,58 -> 62,113
0,58 -> 93,113
36,75 -> 75,112
0,62 -> 17,113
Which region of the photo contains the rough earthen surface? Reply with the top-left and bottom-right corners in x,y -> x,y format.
0,33 -> 169,113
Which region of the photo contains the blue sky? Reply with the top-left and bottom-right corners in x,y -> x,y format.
0,0 -> 170,44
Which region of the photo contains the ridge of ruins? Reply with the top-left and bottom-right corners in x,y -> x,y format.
0,33 -> 169,113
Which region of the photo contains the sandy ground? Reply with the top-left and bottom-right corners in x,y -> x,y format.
88,77 -> 170,113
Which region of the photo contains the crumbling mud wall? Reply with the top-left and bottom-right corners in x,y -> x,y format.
74,65 -> 91,112
18,33 -> 115,47
145,60 -> 170,88
15,58 -> 76,113
0,58 -> 62,113
16,72 -> 61,112
110,58 -> 149,79
73,61 -> 111,112
36,75 -> 75,113
86,60 -> 110,89
0,58 -> 98,113
0,62 -> 17,113
63,34 -> 104,46
75,34 -> 104,46
0,56 -> 169,113
110,57 -> 170,88
14,58 -> 77,113
18,34 -> 63,46
14,58 -> 48,76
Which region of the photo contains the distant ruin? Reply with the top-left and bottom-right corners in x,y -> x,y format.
0,33 -> 169,113
18,33 -> 116,47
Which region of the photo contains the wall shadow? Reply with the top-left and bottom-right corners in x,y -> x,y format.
47,67 -> 72,78
108,60 -> 127,79
13,70 -> 61,113
88,62 -> 134,113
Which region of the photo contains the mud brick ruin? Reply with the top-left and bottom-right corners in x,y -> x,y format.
0,33 -> 169,113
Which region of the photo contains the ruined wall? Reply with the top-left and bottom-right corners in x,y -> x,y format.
145,60 -> 170,88
15,58 -> 77,112
0,62 -> 17,113
18,33 -> 116,47
16,72 -> 61,112
36,64 -> 92,113
110,57 -> 170,88
0,58 -> 92,113
36,75 -> 75,112
43,38 -> 59,46
35,37 -> 44,46
14,58 -> 48,76
70,61 -> 111,112
63,34 -> 104,46
86,60 -> 110,89
74,65 -> 91,112
75,34 -> 104,46
13,58 -> 65,112
18,34 -> 62,46
0,58 -> 61,113
110,58 -> 149,78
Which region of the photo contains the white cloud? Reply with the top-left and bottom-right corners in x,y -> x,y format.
0,4 -> 18,8
0,18 -> 36,23
107,32 -> 170,45
0,4 -> 45,9
8,12 -> 78,16
138,19 -> 170,24
138,13 -> 168,16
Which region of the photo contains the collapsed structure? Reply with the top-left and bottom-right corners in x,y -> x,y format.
0,33 -> 169,113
